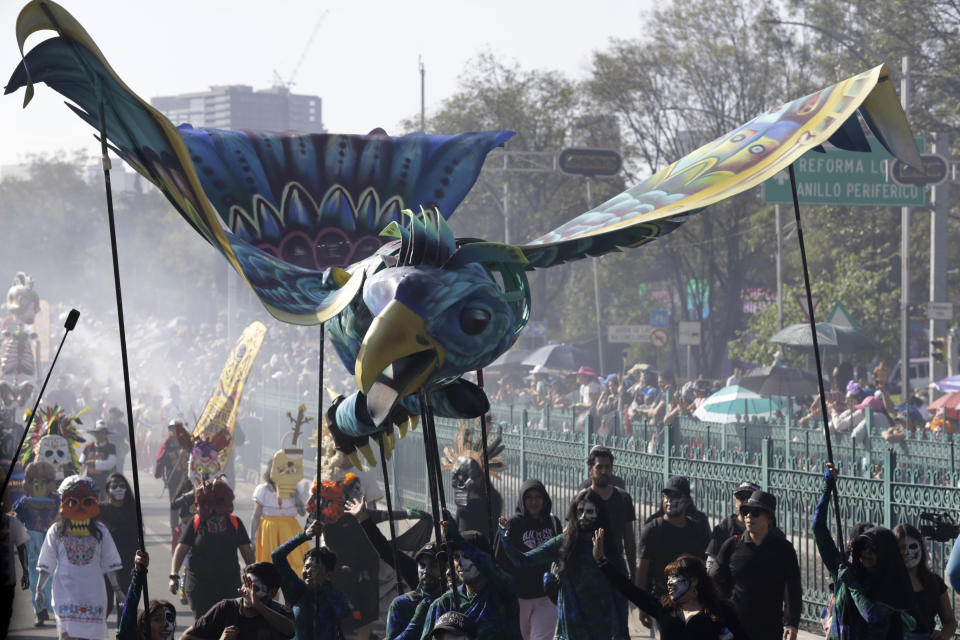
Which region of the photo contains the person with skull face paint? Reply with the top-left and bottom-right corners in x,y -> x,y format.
171,476 -> 256,620
812,465 -> 917,640
115,549 -> 178,640
499,488 -> 623,640
893,523 -> 956,640
36,474 -> 124,640
270,518 -> 355,640
417,512 -> 521,640
14,459 -> 58,626
98,473 -> 139,618
341,495 -> 443,640
593,531 -> 751,640
636,475 -> 710,629
182,561 -> 295,640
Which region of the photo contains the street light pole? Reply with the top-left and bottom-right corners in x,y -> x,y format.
776,204 -> 783,330
901,55 -> 911,403
586,179 -> 606,375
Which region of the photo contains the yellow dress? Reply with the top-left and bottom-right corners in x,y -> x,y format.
253,482 -> 308,574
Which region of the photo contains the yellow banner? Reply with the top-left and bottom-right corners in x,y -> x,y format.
193,321 -> 267,466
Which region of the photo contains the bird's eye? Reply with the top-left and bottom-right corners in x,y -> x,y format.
459,307 -> 491,335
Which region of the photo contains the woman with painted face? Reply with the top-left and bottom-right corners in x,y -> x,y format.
99,472 -> 139,618
592,531 -> 750,640
813,464 -> 917,639
493,479 -> 563,640
498,487 -> 623,640
115,549 -> 178,640
893,524 -> 956,640
36,474 -> 124,640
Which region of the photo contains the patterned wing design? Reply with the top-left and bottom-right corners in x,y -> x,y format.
6,0 -> 511,324
519,64 -> 922,269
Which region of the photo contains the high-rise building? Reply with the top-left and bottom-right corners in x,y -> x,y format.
151,85 -> 323,133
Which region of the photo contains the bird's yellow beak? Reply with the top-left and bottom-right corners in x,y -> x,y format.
356,300 -> 445,425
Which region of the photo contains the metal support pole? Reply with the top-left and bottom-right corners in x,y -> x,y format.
775,204 -> 784,330
503,156 -> 510,244
901,55 -> 911,404
930,131 -> 950,399
586,179 -> 606,374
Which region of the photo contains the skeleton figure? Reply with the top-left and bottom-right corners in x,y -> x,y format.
1,272 -> 40,378
442,423 -> 506,536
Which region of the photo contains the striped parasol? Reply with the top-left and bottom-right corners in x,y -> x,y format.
693,385 -> 787,424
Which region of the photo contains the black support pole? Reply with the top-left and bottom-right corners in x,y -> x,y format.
788,163 -> 845,547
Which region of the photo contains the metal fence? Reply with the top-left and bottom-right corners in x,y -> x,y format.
244,388 -> 960,629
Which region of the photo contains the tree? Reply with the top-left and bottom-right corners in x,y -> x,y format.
585,0 -> 817,376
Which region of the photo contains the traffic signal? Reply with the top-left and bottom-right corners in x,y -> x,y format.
932,338 -> 947,362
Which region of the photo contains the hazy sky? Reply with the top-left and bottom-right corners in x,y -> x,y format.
0,0 -> 653,166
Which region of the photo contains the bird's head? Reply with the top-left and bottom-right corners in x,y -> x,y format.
355,209 -> 529,424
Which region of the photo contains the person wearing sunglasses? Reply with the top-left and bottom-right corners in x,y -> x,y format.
712,489 -> 801,640
705,481 -> 760,574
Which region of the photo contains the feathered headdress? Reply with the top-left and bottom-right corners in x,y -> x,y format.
21,404 -> 86,468
441,421 -> 506,478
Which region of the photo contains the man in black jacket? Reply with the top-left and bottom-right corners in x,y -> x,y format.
712,490 -> 801,640
493,479 -> 562,640
705,480 -> 760,573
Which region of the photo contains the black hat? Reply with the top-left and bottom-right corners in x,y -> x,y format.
430,611 -> 477,639
663,475 -> 691,496
415,541 -> 438,562
734,481 -> 761,497
740,490 -> 776,516
460,530 -> 492,556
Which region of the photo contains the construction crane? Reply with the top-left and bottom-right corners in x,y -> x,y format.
272,10 -> 329,90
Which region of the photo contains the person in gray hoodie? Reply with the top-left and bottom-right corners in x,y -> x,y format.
493,479 -> 562,640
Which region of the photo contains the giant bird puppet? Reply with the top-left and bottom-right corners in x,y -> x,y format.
8,2 -> 922,466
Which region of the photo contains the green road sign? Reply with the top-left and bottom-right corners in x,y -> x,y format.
762,137 -> 926,207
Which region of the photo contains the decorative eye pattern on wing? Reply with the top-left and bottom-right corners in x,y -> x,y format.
519,64 -> 920,269
6,2 -> 511,325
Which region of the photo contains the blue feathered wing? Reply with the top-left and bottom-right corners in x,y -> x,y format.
6,0 -> 511,324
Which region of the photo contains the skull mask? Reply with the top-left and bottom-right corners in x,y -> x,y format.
663,491 -> 691,517
38,434 -> 71,479
58,475 -> 99,535
901,536 -> 923,569
578,499 -> 599,530
195,477 -> 235,522
667,573 -> 692,601
24,460 -> 55,498
451,456 -> 484,508
269,450 -> 303,500
189,441 -> 221,485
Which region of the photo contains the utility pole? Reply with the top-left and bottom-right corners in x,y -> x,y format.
901,55 -> 911,403
586,179 -> 606,375
929,130 -> 951,398
775,204 -> 783,330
